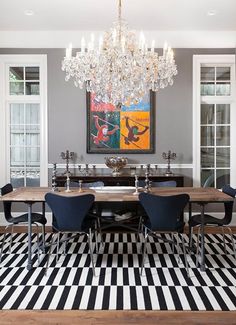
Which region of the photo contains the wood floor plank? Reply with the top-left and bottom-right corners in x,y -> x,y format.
1,311 -> 236,325
1,225 -> 236,233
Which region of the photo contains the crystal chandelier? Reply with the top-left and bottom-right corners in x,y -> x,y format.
61,0 -> 177,106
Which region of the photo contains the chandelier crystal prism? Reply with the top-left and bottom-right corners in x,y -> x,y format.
61,0 -> 177,105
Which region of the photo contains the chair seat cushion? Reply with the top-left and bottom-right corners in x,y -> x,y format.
52,216 -> 95,233
9,213 -> 47,225
189,214 -> 225,227
144,219 -> 185,233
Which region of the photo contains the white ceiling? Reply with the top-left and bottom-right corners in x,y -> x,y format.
0,0 -> 236,48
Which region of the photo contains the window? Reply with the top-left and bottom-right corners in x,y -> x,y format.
0,55 -> 48,187
193,55 -> 236,188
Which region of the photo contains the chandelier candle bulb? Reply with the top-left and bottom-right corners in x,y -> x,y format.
90,34 -> 95,51
81,37 -> 86,53
138,32 -> 144,49
163,42 -> 168,56
140,33 -> 145,51
99,36 -> 103,52
113,29 -> 117,45
66,43 -> 72,59
121,36 -> 126,52
151,40 -> 155,53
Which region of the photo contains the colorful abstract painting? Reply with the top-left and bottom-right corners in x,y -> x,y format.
87,92 -> 155,153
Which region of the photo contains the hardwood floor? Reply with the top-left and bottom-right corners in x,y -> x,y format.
1,310 -> 236,325
1,225 -> 236,234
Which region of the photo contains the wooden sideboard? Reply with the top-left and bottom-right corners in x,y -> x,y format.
55,173 -> 184,187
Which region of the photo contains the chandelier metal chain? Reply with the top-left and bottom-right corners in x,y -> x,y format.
62,0 -> 177,105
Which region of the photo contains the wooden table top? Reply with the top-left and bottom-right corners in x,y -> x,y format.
0,186 -> 233,204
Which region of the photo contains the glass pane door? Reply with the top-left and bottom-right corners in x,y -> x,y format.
200,103 -> 230,188
10,103 -> 40,187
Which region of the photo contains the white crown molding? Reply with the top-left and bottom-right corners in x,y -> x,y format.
0,31 -> 236,48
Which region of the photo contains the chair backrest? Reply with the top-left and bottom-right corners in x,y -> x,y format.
139,180 -> 177,188
45,193 -> 95,231
139,192 -> 190,231
222,185 -> 236,225
1,183 -> 13,222
69,181 -> 104,188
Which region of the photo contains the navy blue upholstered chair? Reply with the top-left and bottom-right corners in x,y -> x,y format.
139,192 -> 190,276
45,193 -> 96,275
137,180 -> 177,235
69,181 -> 104,239
189,185 -> 236,262
0,183 -> 47,263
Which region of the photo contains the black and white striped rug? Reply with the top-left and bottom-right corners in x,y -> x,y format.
0,232 -> 235,310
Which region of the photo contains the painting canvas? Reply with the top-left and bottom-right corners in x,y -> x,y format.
87,92 -> 155,153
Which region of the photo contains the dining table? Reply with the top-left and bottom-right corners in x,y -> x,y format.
0,186 -> 233,272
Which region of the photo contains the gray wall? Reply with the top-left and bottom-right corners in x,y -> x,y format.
0,48 -> 235,216
0,48 -> 235,173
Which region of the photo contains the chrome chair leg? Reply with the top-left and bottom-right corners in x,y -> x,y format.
88,228 -> 95,276
56,232 -> 60,262
96,217 -> 103,246
0,226 -> 10,263
181,235 -> 190,277
136,216 -> 143,243
45,233 -> 57,276
189,227 -> 194,252
176,233 -> 181,263
196,226 -> 201,268
9,225 -> 14,253
41,224 -> 46,253
63,233 -> 68,255
140,229 -> 148,276
171,233 -> 175,253
221,226 -> 227,254
34,223 -> 40,263
226,226 -> 236,260
94,221 -> 99,253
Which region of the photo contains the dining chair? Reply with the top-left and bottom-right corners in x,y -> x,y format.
188,184 -> 236,264
137,180 -> 177,237
139,192 -> 190,276
69,181 -> 104,241
0,183 -> 47,263
203,173 -> 229,189
44,192 -> 96,276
